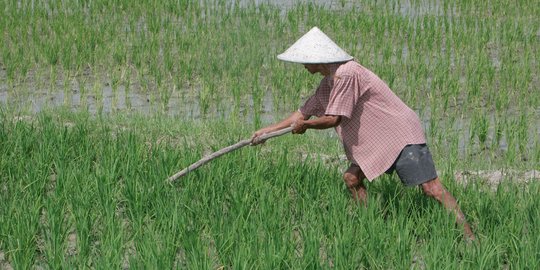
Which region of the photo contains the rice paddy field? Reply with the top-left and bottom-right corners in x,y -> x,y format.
1,0 -> 539,268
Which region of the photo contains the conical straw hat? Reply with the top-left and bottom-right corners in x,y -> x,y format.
277,27 -> 353,64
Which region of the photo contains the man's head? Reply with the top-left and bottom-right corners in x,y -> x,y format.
303,63 -> 322,74
303,63 -> 332,76
277,27 -> 353,65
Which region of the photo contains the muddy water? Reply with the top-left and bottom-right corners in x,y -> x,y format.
1,70 -> 538,157
233,0 -> 447,17
1,1 -> 538,154
0,0 -> 517,120
0,70 -> 278,124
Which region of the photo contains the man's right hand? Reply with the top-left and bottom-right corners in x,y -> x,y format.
250,111 -> 308,146
250,128 -> 271,146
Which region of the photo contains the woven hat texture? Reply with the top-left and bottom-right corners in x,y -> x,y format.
277,27 -> 353,64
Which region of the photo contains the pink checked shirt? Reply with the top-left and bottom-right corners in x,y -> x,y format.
300,61 -> 426,181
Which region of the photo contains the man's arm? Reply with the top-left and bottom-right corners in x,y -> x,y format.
251,111 -> 310,145
292,115 -> 341,134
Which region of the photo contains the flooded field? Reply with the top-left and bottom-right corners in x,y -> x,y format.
1,66 -> 537,158
1,0 -> 539,268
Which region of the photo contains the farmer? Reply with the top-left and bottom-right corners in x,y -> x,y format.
251,27 -> 475,240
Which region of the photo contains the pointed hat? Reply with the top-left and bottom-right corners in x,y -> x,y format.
277,27 -> 353,64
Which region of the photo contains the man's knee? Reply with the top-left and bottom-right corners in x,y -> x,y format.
421,178 -> 444,198
343,172 -> 360,188
343,165 -> 365,189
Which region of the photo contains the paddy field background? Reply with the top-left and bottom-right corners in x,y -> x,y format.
0,0 -> 539,268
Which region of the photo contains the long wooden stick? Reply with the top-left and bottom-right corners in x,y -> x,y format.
168,126 -> 294,182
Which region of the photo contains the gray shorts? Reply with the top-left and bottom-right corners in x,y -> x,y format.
385,144 -> 438,186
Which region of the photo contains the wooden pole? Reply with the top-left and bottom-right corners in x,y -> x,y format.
167,126 -> 293,182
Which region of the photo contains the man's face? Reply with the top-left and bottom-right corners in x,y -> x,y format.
303,64 -> 320,74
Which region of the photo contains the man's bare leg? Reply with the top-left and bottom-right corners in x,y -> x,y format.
421,177 -> 476,240
343,164 -> 368,206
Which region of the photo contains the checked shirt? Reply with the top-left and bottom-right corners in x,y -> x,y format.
299,61 -> 427,181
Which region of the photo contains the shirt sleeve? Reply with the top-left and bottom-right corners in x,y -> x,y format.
299,80 -> 326,117
325,75 -> 363,119
299,94 -> 324,117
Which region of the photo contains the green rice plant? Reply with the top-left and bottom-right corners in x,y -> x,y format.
250,78 -> 263,128
198,80 -> 213,117
492,113 -> 506,151
469,109 -> 490,149
0,0 -> 539,266
123,67 -> 133,111
61,70 -> 72,108
69,186 -> 96,266
77,76 -> 88,110
92,80 -> 103,114
158,81 -> 173,113
41,194 -> 69,268
0,108 -> 538,267
48,66 -> 58,94
3,198 -> 42,268
110,69 -> 121,113
515,109 -> 530,158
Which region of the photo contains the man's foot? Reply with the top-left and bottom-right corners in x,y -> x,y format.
463,224 -> 476,242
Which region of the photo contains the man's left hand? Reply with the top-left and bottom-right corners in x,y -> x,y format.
292,119 -> 307,134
